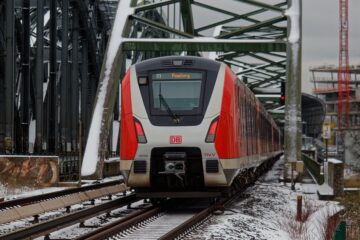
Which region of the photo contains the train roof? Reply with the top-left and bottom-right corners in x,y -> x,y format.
134,56 -> 221,72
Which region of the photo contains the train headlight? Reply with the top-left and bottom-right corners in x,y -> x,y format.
205,117 -> 219,143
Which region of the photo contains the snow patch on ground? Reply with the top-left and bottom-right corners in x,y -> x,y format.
344,167 -> 360,178
189,159 -> 342,240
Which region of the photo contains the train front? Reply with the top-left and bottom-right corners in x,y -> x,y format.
120,56 -> 234,198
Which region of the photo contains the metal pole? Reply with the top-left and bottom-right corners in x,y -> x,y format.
71,5 -> 79,151
49,0 -> 57,153
61,0 -> 70,152
21,0 -> 31,153
35,0 -> 45,153
81,40 -> 89,140
78,120 -> 82,186
4,0 -> 15,153
326,138 -> 328,162
284,0 -> 302,182
296,195 -> 302,221
0,3 -> 5,147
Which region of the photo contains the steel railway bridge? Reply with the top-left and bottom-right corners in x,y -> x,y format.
0,0 -> 308,178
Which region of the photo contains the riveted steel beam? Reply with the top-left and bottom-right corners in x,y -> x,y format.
35,0 -> 44,153
71,5 -> 80,151
235,0 -> 285,13
130,15 -> 194,38
48,0 -> 57,153
180,0 -> 194,35
4,0 -> 15,152
217,16 -> 287,39
134,0 -> 180,13
61,0 -> 70,152
194,2 -> 287,33
122,38 -> 286,52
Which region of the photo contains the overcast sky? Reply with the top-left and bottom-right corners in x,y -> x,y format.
302,0 -> 360,92
195,0 -> 360,93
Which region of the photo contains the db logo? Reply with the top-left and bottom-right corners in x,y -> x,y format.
170,135 -> 182,144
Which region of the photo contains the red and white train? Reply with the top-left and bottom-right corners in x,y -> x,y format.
120,56 -> 282,198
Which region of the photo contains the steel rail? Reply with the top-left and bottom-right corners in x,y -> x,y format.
0,179 -> 123,210
75,206 -> 161,240
159,200 -> 226,240
159,156 -> 281,240
0,193 -> 137,240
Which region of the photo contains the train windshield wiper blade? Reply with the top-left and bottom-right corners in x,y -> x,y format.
159,94 -> 179,122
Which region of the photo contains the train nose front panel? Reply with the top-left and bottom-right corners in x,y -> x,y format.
128,118 -> 228,189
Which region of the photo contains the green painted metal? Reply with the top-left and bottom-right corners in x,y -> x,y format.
217,16 -> 287,39
235,0 -> 285,12
179,0 -> 195,35
134,0 -> 180,13
130,15 -> 194,38
257,96 -> 282,103
301,153 -> 324,185
194,2 -> 287,33
333,220 -> 346,240
122,39 -> 286,52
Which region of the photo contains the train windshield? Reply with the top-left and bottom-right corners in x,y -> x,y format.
151,72 -> 203,114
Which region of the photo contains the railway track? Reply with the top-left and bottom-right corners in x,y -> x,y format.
0,180 -> 130,238
72,157 -> 279,239
73,197 -> 231,240
0,193 -> 139,240
0,179 -> 123,210
1,188 -> 245,240
1,156 -> 280,239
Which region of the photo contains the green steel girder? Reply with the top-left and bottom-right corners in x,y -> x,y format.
247,52 -> 287,67
180,0 -> 195,35
218,51 -> 286,90
217,15 -> 287,39
229,58 -> 286,75
257,95 -> 281,103
194,2 -> 287,33
249,72 -> 285,89
130,15 -> 194,38
134,0 -> 180,13
235,0 -> 285,12
121,39 -> 286,52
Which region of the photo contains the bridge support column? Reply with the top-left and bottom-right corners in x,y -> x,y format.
284,0 -> 302,183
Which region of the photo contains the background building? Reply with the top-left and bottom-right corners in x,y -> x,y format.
311,65 -> 360,171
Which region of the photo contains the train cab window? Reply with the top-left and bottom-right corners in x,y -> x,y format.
150,72 -> 204,115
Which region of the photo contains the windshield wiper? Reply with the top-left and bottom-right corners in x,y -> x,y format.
159,94 -> 180,124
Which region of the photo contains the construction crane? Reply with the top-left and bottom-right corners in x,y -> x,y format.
338,0 -> 350,131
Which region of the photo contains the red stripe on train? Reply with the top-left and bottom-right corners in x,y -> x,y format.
215,67 -> 241,159
120,70 -> 138,160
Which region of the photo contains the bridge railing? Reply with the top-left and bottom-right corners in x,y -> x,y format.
59,151 -> 119,181
301,153 -> 324,185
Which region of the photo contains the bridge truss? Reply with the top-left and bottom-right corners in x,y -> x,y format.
0,0 -> 301,179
